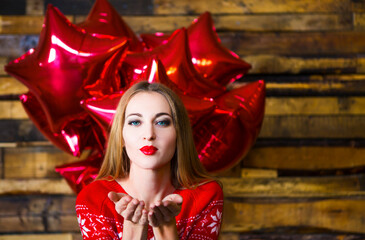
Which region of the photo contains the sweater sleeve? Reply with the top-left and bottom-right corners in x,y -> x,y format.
177,181 -> 224,240
75,181 -> 121,240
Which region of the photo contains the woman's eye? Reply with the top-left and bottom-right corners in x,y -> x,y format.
156,119 -> 171,126
128,120 -> 141,126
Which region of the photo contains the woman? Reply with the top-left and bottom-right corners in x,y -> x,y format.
76,81 -> 223,240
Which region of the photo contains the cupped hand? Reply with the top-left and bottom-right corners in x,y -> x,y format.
148,194 -> 183,227
108,191 -> 149,225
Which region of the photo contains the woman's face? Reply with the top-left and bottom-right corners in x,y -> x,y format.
122,91 -> 177,171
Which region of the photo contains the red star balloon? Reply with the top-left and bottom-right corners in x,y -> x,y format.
21,92 -> 105,157
5,4 -> 129,133
55,152 -> 103,193
77,0 -> 144,52
122,28 -> 225,98
141,12 -> 251,86
194,80 -> 265,172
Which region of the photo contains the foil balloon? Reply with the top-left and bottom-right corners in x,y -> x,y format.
5,4 -> 129,133
81,92 -> 122,136
142,59 -> 217,125
83,59 -> 217,136
194,80 -> 265,172
140,12 -> 251,86
77,0 -> 144,52
122,28 -> 225,98
21,92 -> 105,157
55,152 -> 103,193
187,12 -> 251,86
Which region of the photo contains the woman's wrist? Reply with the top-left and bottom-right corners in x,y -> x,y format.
152,218 -> 178,240
123,220 -> 148,240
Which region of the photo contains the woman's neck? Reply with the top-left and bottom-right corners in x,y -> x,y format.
117,163 -> 175,208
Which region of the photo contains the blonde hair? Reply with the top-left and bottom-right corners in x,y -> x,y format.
97,81 -> 211,188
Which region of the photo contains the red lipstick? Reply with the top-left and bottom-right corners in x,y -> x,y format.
140,146 -> 158,155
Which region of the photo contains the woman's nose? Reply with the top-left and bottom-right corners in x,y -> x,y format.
143,124 -> 156,140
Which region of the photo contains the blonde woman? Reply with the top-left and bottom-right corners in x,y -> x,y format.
76,81 -> 223,240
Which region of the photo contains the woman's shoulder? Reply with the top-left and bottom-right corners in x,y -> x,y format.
177,180 -> 223,218
76,179 -> 122,210
179,180 -> 223,201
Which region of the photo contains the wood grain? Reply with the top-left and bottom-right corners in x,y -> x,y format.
153,0 -> 355,14
222,198 -> 365,233
221,175 -> 365,198
243,146 -> 365,170
3,147 -> 77,179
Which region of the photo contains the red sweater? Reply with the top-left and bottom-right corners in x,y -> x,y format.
76,179 -> 224,240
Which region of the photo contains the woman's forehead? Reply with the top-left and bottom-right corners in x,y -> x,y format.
125,91 -> 172,115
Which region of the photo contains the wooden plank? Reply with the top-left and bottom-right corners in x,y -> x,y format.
263,81 -> 365,96
210,14 -> 352,32
0,120 -> 46,143
0,16 -> 72,34
153,0 -> 354,14
0,234 -> 73,240
0,57 -> 9,75
222,198 -> 365,233
0,141 -> 53,148
0,179 -> 74,195
0,77 -> 28,95
0,34 -> 38,59
354,13 -> 365,30
222,32 -> 365,56
74,14 -> 354,33
0,148 -> 3,179
353,1 -> 365,13
2,233 -> 365,240
240,74 -> 365,96
26,0 -> 44,16
0,16 -> 43,34
0,101 -> 27,119
219,233 -> 365,240
0,195 -> 77,232
264,97 -> 365,115
259,115 -> 365,138
221,176 -> 365,198
241,168 -> 278,178
0,1 -> 26,15
45,0 -> 153,15
243,146 -> 365,171
4,147 -> 77,178
245,55 -> 358,74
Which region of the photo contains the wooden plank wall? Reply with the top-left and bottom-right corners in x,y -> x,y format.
1,0 -> 365,239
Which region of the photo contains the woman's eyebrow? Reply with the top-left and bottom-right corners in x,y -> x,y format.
155,112 -> 172,118
126,113 -> 142,118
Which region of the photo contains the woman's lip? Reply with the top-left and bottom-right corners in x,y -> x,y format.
140,146 -> 158,155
